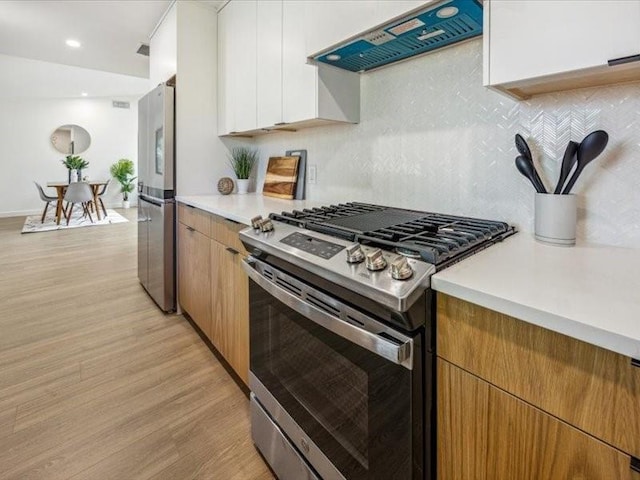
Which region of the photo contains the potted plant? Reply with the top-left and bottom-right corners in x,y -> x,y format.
110,158 -> 137,208
61,155 -> 89,183
228,147 -> 258,194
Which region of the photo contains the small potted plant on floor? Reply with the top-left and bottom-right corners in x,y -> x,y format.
229,147 -> 258,194
62,155 -> 89,183
110,158 -> 137,208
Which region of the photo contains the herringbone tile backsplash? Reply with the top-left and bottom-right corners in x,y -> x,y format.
252,39 -> 640,248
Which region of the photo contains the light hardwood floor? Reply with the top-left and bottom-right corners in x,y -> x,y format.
0,210 -> 273,480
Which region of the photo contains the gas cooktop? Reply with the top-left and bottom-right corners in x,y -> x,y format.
240,202 -> 515,313
268,202 -> 515,267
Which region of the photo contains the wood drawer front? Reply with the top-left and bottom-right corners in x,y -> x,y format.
437,293 -> 640,458
210,214 -> 247,254
438,359 -> 637,480
177,203 -> 212,236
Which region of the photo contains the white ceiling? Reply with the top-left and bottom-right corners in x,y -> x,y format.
0,53 -> 150,99
0,0 -> 172,78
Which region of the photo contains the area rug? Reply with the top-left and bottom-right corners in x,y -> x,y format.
22,208 -> 129,233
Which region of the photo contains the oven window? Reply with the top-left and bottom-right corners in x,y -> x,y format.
272,305 -> 369,467
250,280 -> 417,480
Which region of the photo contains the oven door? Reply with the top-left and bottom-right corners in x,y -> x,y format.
243,257 -> 423,480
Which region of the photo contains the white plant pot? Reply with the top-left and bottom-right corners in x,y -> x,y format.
70,170 -> 79,183
236,179 -> 250,194
122,200 -> 130,209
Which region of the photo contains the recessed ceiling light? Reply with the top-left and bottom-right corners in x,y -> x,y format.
81,92 -> 88,97
326,54 -> 341,61
66,39 -> 81,48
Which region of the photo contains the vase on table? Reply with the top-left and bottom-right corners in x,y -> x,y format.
70,169 -> 79,183
236,179 -> 250,194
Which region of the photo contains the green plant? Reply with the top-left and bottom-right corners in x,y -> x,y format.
228,147 -> 258,179
110,158 -> 137,201
62,155 -> 89,170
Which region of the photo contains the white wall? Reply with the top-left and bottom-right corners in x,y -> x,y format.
0,96 -> 139,216
175,0 -> 229,196
251,39 -> 640,248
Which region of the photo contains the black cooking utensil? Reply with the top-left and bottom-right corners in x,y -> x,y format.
515,133 -> 533,160
515,155 -> 546,193
553,141 -> 579,194
561,130 -> 609,194
515,134 -> 547,193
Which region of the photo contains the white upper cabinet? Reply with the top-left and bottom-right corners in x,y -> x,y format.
217,0 -> 360,136
484,0 -> 640,99
149,3 -> 177,88
217,0 -> 257,134
304,0 -> 426,57
256,0 -> 283,127
282,1 -> 318,124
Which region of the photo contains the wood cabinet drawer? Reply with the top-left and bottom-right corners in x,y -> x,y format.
177,203 -> 212,236
438,359 -> 637,480
437,294 -> 640,458
210,214 -> 247,254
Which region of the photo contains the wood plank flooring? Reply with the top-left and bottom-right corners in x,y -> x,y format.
0,211 -> 273,480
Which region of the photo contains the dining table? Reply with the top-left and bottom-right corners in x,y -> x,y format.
47,180 -> 109,225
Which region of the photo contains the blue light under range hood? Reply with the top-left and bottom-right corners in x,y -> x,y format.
313,0 -> 483,73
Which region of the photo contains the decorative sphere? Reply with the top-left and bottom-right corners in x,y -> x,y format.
217,177 -> 234,195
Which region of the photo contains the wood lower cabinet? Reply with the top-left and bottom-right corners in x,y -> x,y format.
210,239 -> 249,385
436,293 -> 640,479
177,222 -> 212,338
177,203 -> 249,385
438,359 -> 636,480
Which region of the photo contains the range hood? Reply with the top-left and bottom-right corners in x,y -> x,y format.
313,0 -> 483,73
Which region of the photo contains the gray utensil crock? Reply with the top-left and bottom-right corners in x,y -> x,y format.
534,193 -> 577,246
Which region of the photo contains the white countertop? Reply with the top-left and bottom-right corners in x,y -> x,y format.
432,233 -> 640,358
176,194 -> 640,358
176,193 -> 326,226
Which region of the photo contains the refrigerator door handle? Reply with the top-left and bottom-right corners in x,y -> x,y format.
139,194 -> 168,207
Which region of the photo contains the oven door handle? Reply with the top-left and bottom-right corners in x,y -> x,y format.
242,258 -> 413,369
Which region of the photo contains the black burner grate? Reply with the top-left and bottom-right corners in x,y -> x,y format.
270,202 -> 515,267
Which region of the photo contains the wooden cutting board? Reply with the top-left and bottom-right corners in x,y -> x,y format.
262,156 -> 300,199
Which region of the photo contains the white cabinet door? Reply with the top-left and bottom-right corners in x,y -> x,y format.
283,1 -> 317,124
487,0 -> 640,86
256,0 -> 283,127
230,0 -> 257,133
304,0 -> 379,57
375,1 -> 425,23
217,4 -> 233,135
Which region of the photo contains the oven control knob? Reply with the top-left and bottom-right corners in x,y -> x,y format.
251,215 -> 263,230
259,219 -> 274,232
365,249 -> 387,271
390,256 -> 413,280
346,244 -> 365,263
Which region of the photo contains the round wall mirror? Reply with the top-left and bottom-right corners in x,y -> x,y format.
51,124 -> 91,154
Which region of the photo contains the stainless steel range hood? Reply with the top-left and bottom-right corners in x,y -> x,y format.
311,0 -> 483,73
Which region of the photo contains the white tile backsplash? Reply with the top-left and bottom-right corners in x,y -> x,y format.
252,39 -> 640,248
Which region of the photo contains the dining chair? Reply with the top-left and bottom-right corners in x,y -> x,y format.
64,182 -> 94,225
34,182 -> 58,223
95,179 -> 110,217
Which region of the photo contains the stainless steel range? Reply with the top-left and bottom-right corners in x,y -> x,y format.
240,202 -> 514,480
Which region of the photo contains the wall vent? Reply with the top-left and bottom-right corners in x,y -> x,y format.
112,101 -> 130,109
136,43 -> 150,56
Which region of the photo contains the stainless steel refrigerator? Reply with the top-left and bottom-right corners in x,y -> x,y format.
137,83 -> 175,312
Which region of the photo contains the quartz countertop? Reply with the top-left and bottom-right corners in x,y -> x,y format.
176,194 -> 640,359
175,193 -> 325,226
432,233 -> 640,358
